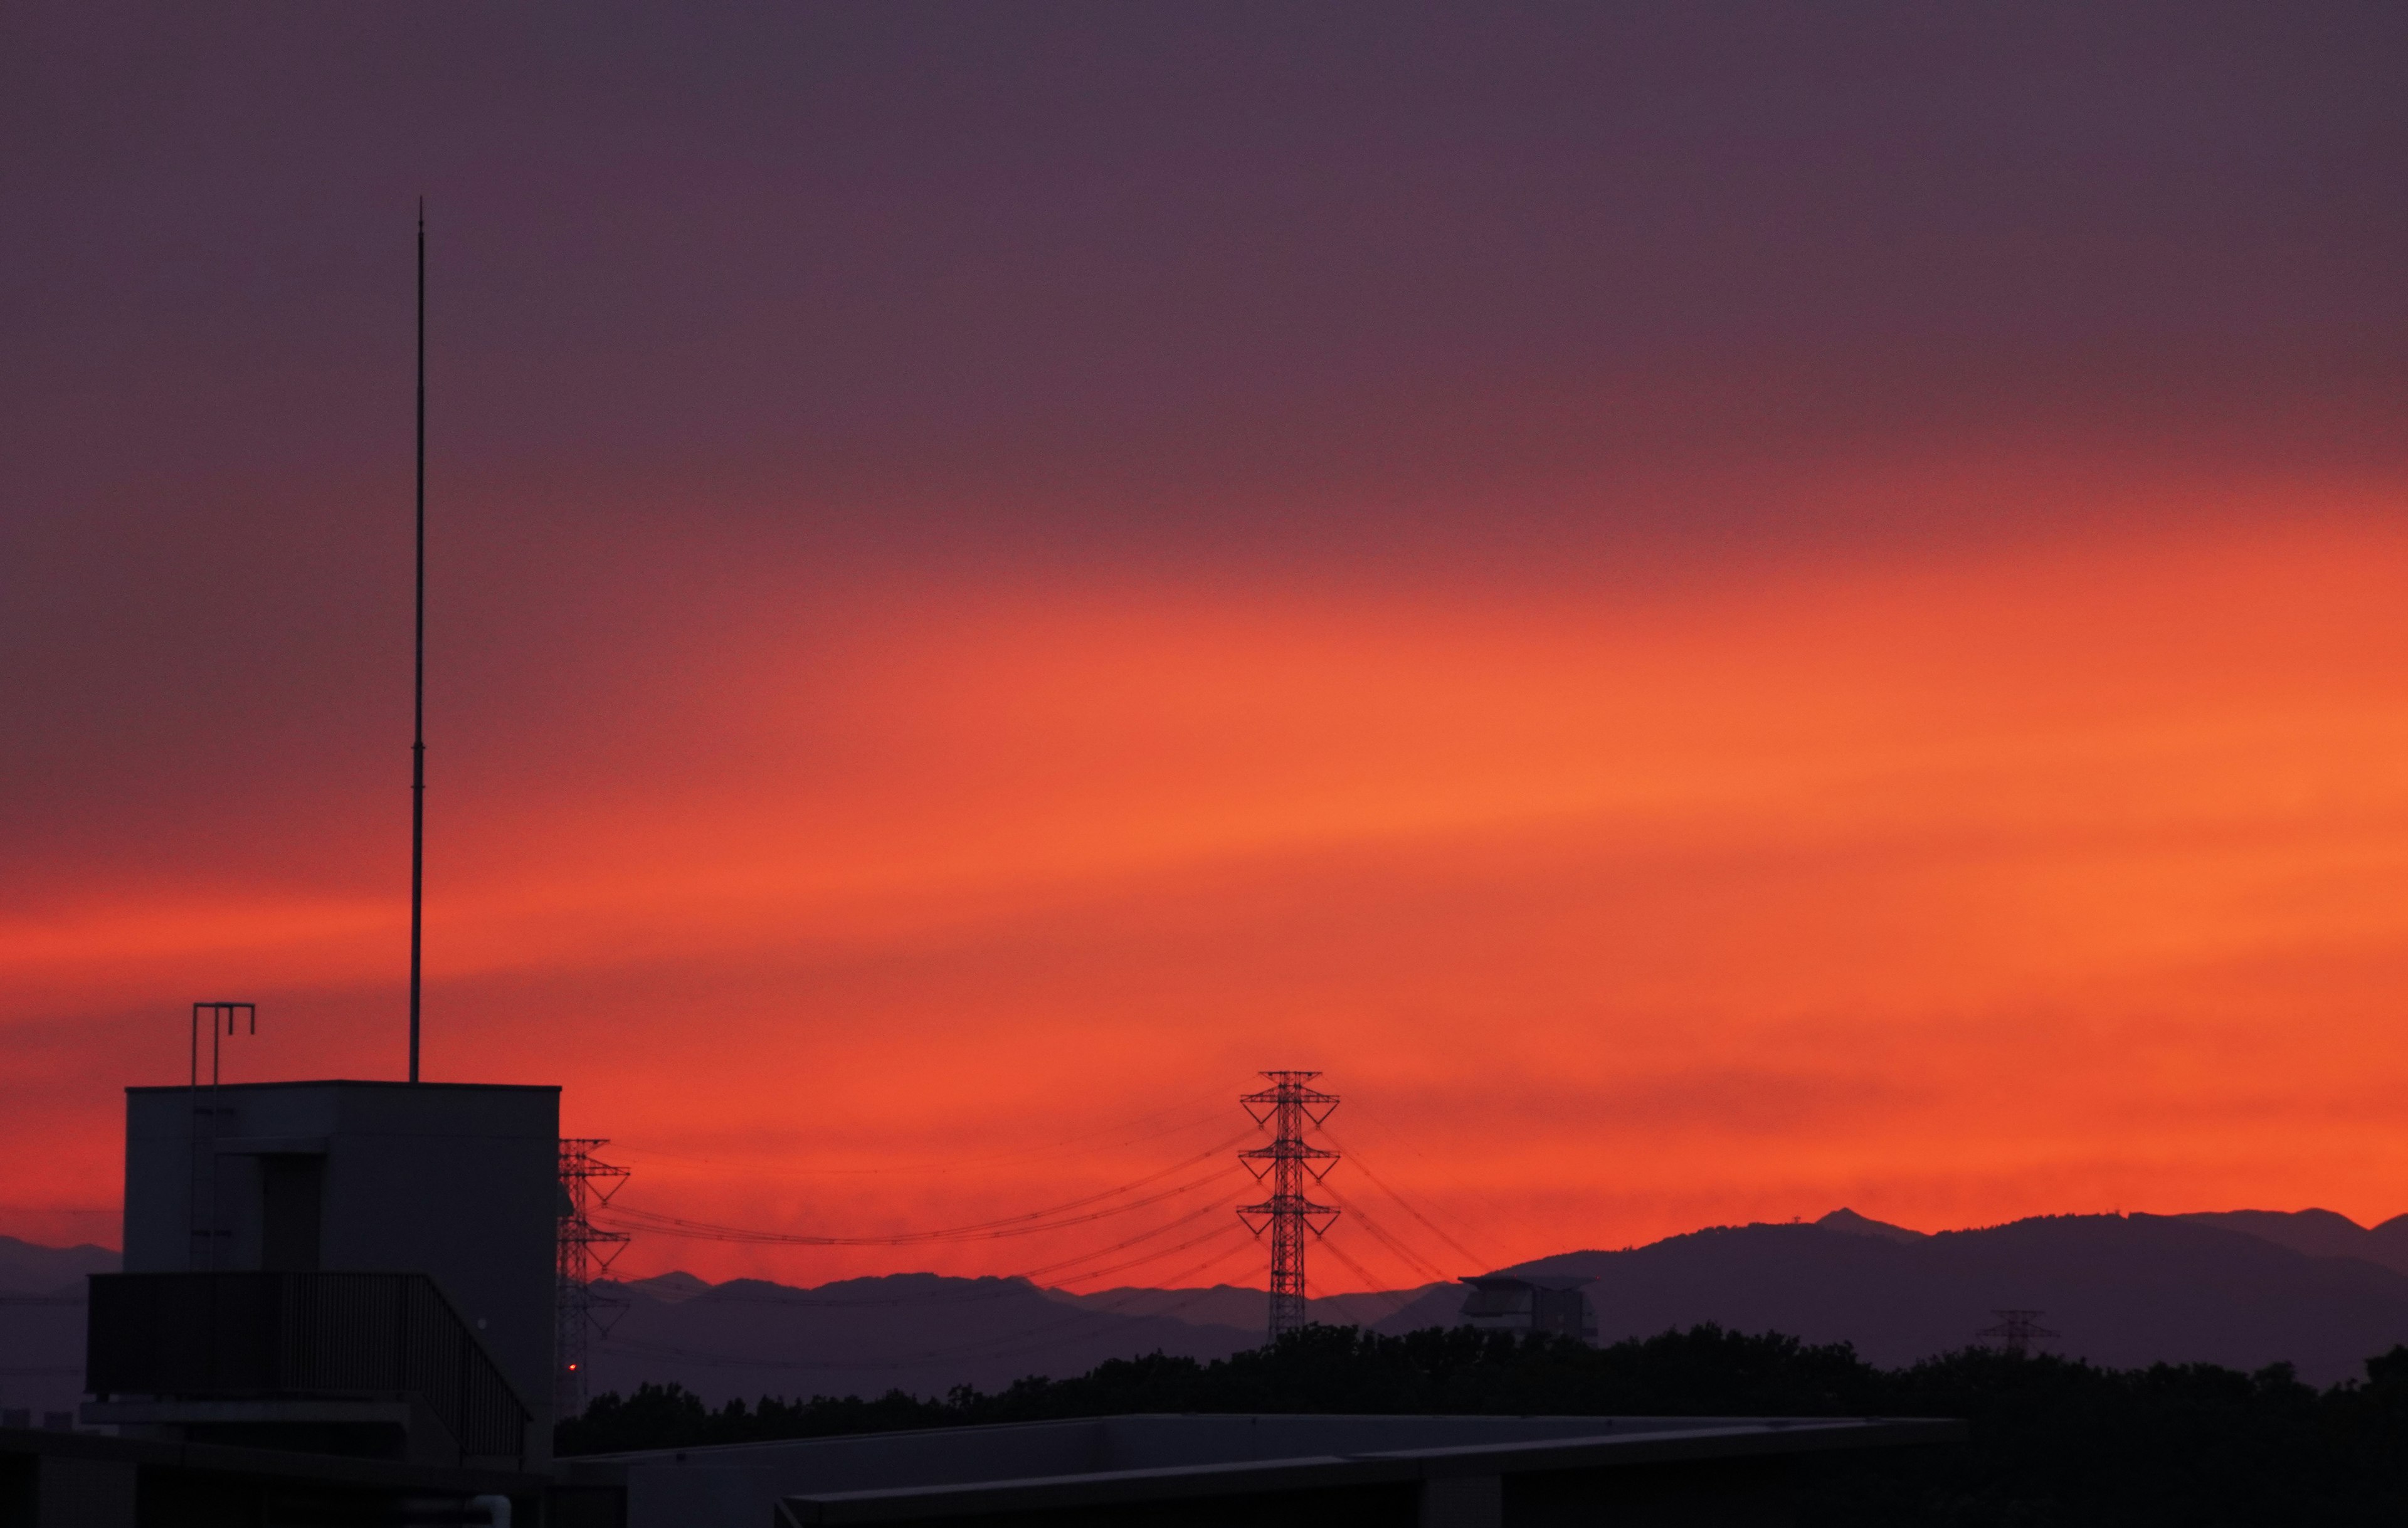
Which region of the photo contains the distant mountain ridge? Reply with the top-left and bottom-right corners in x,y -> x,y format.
0,1235 -> 116,1295
1045,1281 -> 1453,1332
580,1208 -> 2408,1397
580,1272 -> 1266,1406
11,1207 -> 2408,1408
2177,1208 -> 2408,1273
1455,1210 -> 2408,1384
0,1237 -> 114,1420
579,1273 -> 1457,1406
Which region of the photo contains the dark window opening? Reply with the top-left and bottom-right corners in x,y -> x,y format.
258,1155 -> 324,1272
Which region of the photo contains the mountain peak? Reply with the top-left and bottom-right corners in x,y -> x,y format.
625,1270 -> 714,1303
1816,1208 -> 1927,1243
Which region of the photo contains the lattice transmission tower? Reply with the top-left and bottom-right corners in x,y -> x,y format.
556,1138 -> 631,1418
1238,1072 -> 1340,1341
1975,1308 -> 2058,1357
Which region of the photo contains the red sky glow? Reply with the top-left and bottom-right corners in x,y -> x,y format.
4,3 -> 2405,1293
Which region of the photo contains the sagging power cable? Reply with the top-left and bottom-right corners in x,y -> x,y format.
1047,1214 -> 1255,1290
1015,1186 -> 1249,1282
1319,1127 -> 1493,1272
597,1226 -> 1261,1374
1314,1234 -> 1435,1323
1321,1181 -> 1456,1286
600,1130 -> 1251,1246
663,1189 -> 1249,1308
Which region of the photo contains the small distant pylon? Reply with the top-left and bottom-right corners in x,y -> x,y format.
1976,1308 -> 2058,1357
556,1138 -> 631,1419
1238,1072 -> 1339,1342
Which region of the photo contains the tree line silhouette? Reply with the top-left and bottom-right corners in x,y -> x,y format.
558,1324 -> 2408,1524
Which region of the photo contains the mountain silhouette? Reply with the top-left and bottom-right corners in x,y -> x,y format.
1046,1281 -> 1452,1332
576,1274 -> 1464,1404
0,1236 -> 112,1420
0,1235 -> 115,1294
580,1272 -> 1265,1406
2177,1208 -> 2408,1273
1402,1211 -> 2408,1384
581,1211 -> 2408,1396
13,1208 -> 2408,1410
1815,1207 -> 1928,1243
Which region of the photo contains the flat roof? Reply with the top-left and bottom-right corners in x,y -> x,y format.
784,1419 -> 1955,1523
568,1411 -> 1963,1525
128,1079 -> 559,1095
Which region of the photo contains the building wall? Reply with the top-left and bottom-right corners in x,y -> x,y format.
121,1082 -> 559,1457
1458,1279 -> 1597,1344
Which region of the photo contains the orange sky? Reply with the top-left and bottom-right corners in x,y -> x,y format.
7,461 -> 2405,1291
7,3 -> 2405,1295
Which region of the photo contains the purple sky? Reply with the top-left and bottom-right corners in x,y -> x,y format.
6,3 -> 2408,1269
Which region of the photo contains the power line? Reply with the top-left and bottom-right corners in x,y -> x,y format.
936,1235 -> 1264,1364
561,1080 -> 1476,1387
592,1231 -> 1262,1377
1017,1188 -> 1249,1282
1320,1182 -> 1455,1287
1314,1235 -> 1400,1300
1311,1238 -> 1452,1329
1318,1116 -> 1550,1258
605,1164 -> 1235,1247
599,1133 -> 1250,1246
941,1246 -> 1264,1371
1048,1217 -> 1255,1290
1318,1127 -> 1492,1272
583,1192 -> 1249,1318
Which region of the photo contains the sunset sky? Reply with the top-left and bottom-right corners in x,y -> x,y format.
4,3 -> 2405,1293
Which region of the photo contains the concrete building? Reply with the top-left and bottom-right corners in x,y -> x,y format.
558,1411 -> 1960,1527
82,1080 -> 559,1471
1458,1275 -> 1597,1344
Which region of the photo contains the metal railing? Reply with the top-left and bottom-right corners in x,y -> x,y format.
87,1271 -> 530,1466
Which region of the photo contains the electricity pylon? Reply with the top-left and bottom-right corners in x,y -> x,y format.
556,1138 -> 631,1418
1238,1072 -> 1340,1341
1976,1308 -> 2059,1357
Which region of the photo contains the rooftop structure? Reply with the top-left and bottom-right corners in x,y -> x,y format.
1458,1275 -> 1598,1344
84,1080 -> 559,1470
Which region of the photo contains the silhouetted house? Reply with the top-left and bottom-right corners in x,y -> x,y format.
1459,1275 -> 1597,1343
557,1412 -> 1960,1527
82,1082 -> 558,1475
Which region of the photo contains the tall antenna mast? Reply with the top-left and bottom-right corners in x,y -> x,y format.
408,200 -> 426,1084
